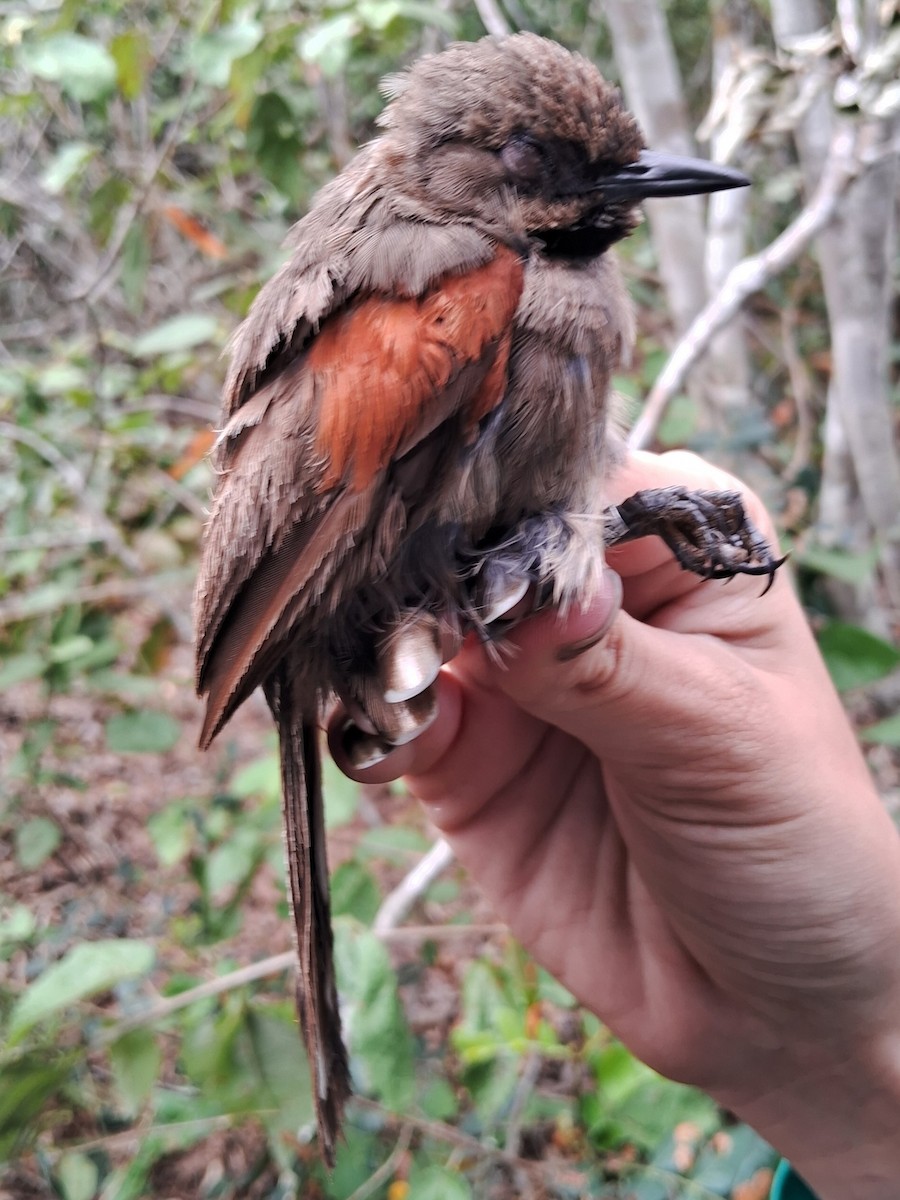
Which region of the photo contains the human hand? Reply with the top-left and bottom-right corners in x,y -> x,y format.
337,450 -> 900,1198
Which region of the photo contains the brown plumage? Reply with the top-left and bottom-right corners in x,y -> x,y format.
194,33 -> 777,1163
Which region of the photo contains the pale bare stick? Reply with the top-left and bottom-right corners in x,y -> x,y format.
473,0 -> 512,38
109,921 -> 506,1037
374,836 -> 457,933
628,122 -> 863,451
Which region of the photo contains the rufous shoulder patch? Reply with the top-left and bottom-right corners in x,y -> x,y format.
309,245 -> 524,491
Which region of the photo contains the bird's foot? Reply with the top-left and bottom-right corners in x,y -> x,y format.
465,512 -> 574,641
603,486 -> 785,591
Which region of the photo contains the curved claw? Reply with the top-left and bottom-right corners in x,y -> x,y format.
607,486 -> 786,593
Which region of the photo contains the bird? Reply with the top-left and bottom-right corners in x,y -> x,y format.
194,32 -> 780,1164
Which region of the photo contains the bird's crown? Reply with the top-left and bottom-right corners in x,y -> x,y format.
378,33 -> 644,169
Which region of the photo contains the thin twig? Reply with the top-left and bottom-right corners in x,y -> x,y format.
374,837 -> 457,932
0,569 -> 193,625
473,0 -> 512,38
779,302 -> 819,481
68,78 -> 197,304
149,466 -> 210,520
0,529 -> 110,552
0,421 -> 143,573
113,952 -> 296,1036
504,1050 -> 542,1158
351,1096 -> 584,1188
111,923 -> 507,1036
628,122 -> 863,450
837,0 -> 863,59
135,394 -> 219,423
345,1124 -> 413,1200
352,1096 -> 496,1159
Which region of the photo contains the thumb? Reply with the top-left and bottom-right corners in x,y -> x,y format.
495,570 -> 755,776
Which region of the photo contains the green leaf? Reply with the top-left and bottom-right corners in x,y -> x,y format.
656,393 -> 700,447
48,634 -> 94,664
109,1027 -> 161,1113
463,1054 -> 520,1123
862,712 -> 900,746
356,0 -> 405,31
0,1053 -> 76,1161
323,756 -> 360,828
246,92 -> 304,202
205,827 -> 262,896
111,30 -> 150,100
586,1041 -> 718,1153
10,939 -> 155,1037
147,804 -> 194,867
795,543 -> 879,585
0,904 -> 37,947
15,817 -> 61,870
189,19 -> 263,88
105,710 -> 181,753
0,652 -> 46,690
21,33 -> 117,102
817,621 -> 900,692
131,313 -> 219,358
57,1151 -> 99,1200
40,142 -> 95,194
331,860 -> 380,924
407,1163 -> 472,1200
334,922 -> 414,1110
418,1075 -> 458,1121
357,824 -> 431,862
689,1121 -> 776,1192
244,1010 -> 315,1139
121,222 -> 151,312
328,1126 -> 386,1195
231,753 -> 281,803
297,15 -> 359,76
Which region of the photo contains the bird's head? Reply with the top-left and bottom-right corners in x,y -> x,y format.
378,34 -> 747,257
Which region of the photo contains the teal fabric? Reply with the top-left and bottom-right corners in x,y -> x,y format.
771,1159 -> 818,1199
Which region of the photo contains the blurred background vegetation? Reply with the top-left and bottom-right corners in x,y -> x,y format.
1,0 -> 897,1197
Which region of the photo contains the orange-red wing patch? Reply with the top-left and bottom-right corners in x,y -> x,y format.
309,246 -> 524,492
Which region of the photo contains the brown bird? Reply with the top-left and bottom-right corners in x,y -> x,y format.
195,33 -> 779,1163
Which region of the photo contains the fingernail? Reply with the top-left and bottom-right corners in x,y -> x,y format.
556,571 -> 623,662
339,720 -> 395,770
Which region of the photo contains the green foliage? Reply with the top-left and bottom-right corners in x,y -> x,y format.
1,0 -> 894,1194
105,711 -> 182,753
9,939 -> 156,1040
817,621 -> 900,692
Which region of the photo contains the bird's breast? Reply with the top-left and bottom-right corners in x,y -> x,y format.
443,251 -> 633,529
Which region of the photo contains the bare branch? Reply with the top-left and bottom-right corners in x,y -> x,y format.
837,0 -> 864,59
374,837 -> 456,932
0,569 -> 194,626
473,0 -> 512,38
0,421 -> 143,573
628,122 -> 863,450
345,1125 -> 413,1200
779,302 -> 821,481
111,922 -> 506,1036
67,79 -> 197,304
603,0 -> 708,334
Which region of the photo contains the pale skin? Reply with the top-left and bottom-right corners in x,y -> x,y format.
336,450 -> 900,1199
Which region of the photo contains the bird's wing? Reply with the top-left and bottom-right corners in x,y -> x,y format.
195,243 -> 524,746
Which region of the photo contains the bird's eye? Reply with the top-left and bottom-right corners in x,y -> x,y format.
500,135 -> 546,186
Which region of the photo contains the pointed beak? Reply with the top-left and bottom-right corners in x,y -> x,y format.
597,149 -> 750,199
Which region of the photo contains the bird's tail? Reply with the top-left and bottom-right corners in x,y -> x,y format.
266,664 -> 351,1167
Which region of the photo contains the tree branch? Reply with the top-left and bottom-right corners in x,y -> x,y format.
628,122 -> 863,450
374,837 -> 456,933
473,0 -> 512,38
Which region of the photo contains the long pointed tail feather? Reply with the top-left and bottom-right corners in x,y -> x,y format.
266,665 -> 351,1167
